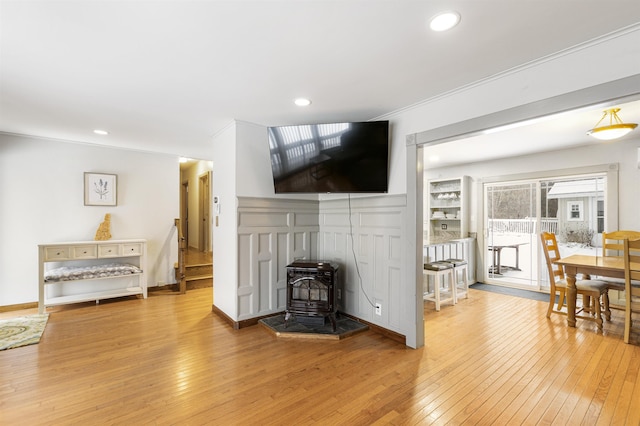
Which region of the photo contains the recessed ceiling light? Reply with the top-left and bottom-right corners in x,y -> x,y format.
429,11 -> 460,32
294,98 -> 312,107
93,129 -> 109,135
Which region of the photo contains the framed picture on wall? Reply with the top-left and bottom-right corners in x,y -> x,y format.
84,172 -> 117,206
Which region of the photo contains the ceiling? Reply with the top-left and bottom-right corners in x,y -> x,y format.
423,98 -> 640,169
2,1 -> 640,161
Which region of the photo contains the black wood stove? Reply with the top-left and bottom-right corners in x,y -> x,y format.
284,260 -> 340,331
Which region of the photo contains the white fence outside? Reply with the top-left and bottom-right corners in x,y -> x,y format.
488,218 -> 558,235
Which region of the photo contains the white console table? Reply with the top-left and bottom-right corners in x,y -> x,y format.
38,239 -> 147,313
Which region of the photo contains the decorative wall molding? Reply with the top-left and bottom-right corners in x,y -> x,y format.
235,194 -> 408,341
236,197 -> 320,321
319,195 -> 406,335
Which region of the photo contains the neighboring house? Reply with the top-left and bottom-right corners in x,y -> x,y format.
546,178 -> 605,246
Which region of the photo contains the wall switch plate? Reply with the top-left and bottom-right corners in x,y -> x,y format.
337,289 -> 342,299
375,303 -> 382,316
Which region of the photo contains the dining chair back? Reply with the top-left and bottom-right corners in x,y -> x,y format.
540,232 -> 610,330
622,238 -> 640,343
603,230 -> 640,257
601,230 -> 640,302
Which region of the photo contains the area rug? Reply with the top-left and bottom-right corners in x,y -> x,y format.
260,314 -> 368,340
0,314 -> 49,351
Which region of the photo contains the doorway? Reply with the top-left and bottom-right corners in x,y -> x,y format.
181,181 -> 189,248
179,159 -> 213,254
199,171 -> 211,253
179,158 -> 214,290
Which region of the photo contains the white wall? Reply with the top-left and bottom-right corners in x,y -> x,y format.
236,120 -> 318,201
212,123 -> 239,317
0,133 -> 179,306
236,121 -> 276,198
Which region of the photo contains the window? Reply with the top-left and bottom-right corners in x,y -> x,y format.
567,201 -> 583,221
597,200 -> 604,233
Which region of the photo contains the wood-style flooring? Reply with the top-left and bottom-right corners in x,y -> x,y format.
1,287 -> 639,424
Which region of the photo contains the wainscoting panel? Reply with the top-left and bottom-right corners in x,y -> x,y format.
237,197 -> 320,320
319,195 -> 406,334
238,211 -> 289,227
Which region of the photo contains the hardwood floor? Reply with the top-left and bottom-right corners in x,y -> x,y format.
1,287 -> 639,424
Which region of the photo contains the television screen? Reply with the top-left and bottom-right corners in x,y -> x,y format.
268,121 -> 389,193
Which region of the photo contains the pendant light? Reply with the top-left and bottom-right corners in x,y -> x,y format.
586,108 -> 637,140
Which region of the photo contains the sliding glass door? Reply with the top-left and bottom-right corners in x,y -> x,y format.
485,181 -> 538,289
484,174 -> 605,291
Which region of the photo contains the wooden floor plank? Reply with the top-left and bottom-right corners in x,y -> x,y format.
433,305 -> 551,423
625,347 -> 640,425
513,330 -> 589,424
594,343 -> 633,425
1,287 -> 639,424
401,302 -> 537,423
466,317 -> 579,424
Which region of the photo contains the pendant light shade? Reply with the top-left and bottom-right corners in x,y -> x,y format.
587,108 -> 637,140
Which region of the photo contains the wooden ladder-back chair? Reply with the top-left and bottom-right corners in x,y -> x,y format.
540,232 -> 610,330
622,238 -> 640,343
602,230 -> 640,293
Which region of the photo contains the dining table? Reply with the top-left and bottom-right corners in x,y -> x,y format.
488,242 -> 529,275
553,254 -> 625,327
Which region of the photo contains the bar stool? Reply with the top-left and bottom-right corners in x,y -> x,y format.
443,258 -> 469,303
423,261 -> 455,311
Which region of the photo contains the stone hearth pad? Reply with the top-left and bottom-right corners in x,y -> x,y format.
259,314 -> 368,340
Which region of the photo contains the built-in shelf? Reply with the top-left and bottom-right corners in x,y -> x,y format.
426,176 -> 470,241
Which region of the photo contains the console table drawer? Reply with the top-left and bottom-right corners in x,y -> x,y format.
43,246 -> 71,261
98,244 -> 122,258
122,243 -> 143,256
71,245 -> 98,259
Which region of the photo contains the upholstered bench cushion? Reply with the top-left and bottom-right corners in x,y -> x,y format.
443,258 -> 467,266
44,263 -> 143,282
424,261 -> 453,271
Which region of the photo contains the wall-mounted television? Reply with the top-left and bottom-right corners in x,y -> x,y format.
268,120 -> 389,193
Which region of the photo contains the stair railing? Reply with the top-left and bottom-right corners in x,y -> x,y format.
175,218 -> 187,294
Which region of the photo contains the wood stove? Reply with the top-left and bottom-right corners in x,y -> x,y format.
285,260 -> 340,331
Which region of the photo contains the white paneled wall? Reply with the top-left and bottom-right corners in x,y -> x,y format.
236,197 -> 319,320
319,195 -> 406,333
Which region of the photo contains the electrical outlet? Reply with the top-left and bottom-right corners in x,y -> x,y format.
441,223 -> 448,230
375,303 -> 382,316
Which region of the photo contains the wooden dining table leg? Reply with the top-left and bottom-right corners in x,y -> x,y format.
564,266 -> 578,327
